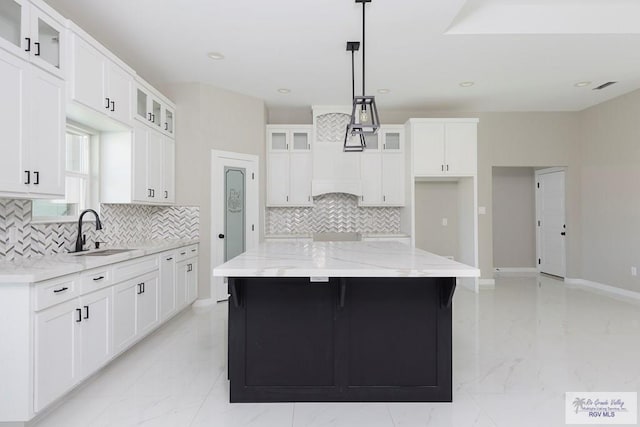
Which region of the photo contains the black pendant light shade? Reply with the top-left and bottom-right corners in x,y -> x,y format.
344,0 -> 380,152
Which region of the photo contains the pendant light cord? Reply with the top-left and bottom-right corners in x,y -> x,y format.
361,0 -> 366,110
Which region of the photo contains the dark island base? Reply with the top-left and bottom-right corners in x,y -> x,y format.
228,276 -> 456,402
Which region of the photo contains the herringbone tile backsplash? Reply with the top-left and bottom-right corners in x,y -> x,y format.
266,193 -> 400,235
0,199 -> 199,261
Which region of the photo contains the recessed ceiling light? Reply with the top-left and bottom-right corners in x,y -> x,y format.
207,52 -> 225,60
277,88 -> 291,94
377,89 -> 391,94
574,81 -> 591,87
459,81 -> 475,87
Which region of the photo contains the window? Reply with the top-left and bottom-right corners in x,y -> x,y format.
32,126 -> 98,221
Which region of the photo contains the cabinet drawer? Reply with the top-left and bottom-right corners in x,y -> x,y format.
176,245 -> 198,261
79,267 -> 113,294
113,255 -> 159,283
34,275 -> 79,311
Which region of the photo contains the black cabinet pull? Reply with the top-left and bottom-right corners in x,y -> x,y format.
151,114 -> 155,122
24,170 -> 30,184
164,190 -> 168,199
92,276 -> 105,281
180,251 -> 186,255
34,41 -> 40,56
218,234 -> 224,239
76,308 -> 82,322
151,189 -> 155,198
446,164 -> 449,171
148,112 -> 152,121
110,100 -> 115,112
105,97 -> 110,109
137,283 -> 142,295
142,282 -> 145,293
187,263 -> 192,272
33,171 -> 39,185
53,287 -> 68,293
25,37 -> 31,52
165,122 -> 168,131
191,249 -> 196,252
441,165 -> 444,171
561,232 -> 566,236
147,188 -> 152,197
166,257 -> 173,261
83,305 -> 89,319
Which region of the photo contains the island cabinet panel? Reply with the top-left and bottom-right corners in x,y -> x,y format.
228,276 -> 455,402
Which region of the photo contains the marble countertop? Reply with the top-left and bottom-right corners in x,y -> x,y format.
0,239 -> 199,283
264,233 -> 411,239
213,241 -> 479,278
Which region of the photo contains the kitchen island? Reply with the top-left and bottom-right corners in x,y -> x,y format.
213,241 -> 479,402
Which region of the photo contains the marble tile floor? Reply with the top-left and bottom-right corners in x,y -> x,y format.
32,275 -> 640,427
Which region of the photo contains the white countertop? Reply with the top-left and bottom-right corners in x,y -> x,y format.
0,239 -> 199,283
213,241 -> 480,278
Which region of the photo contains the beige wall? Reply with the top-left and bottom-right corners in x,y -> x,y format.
492,167 -> 536,268
414,181 -> 459,259
579,89 -> 640,291
160,83 -> 266,299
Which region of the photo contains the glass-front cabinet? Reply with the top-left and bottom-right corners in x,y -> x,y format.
0,0 -> 64,78
267,126 -> 312,152
135,83 -> 176,138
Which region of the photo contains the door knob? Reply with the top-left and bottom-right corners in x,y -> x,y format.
218,234 -> 225,239
561,232 -> 566,236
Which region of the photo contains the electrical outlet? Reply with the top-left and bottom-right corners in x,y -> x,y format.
632,266 -> 637,277
442,218 -> 448,226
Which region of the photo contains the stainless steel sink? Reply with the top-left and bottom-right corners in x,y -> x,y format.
72,249 -> 133,256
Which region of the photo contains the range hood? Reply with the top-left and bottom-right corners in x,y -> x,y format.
312,140 -> 362,197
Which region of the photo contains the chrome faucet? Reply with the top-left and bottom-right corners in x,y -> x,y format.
75,209 -> 103,252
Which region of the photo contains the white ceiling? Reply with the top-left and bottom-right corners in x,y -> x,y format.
44,0 -> 640,112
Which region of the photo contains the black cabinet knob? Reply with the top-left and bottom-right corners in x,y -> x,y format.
218,234 -> 225,239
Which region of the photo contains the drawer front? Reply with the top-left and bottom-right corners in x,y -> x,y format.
113,255 -> 159,283
34,275 -> 80,311
176,244 -> 198,261
79,267 -> 113,294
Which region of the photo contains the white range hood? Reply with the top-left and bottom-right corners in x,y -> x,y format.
311,139 -> 362,197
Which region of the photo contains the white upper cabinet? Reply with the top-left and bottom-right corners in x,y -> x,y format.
0,0 -> 65,79
409,119 -> 478,176
68,30 -> 133,126
135,80 -> 175,138
266,125 -> 313,207
100,122 -> 175,205
358,125 -> 405,207
0,48 -> 64,199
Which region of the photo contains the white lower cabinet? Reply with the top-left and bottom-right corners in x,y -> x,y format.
136,271 -> 159,337
159,252 -> 176,321
176,256 -> 198,309
34,286 -> 112,412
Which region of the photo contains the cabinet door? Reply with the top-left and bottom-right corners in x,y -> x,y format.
112,279 -> 137,354
267,129 -> 289,151
289,152 -> 312,205
382,153 -> 405,206
382,128 -> 403,152
150,97 -> 162,128
163,107 -> 174,136
146,130 -> 164,202
267,153 -> 289,206
105,60 -> 132,125
34,299 -> 80,412
186,259 -> 198,304
135,87 -> 149,122
159,254 -> 176,321
175,260 -> 188,310
137,272 -> 159,337
444,123 -> 477,175
291,130 -> 311,151
0,49 -> 28,195
29,6 -> 64,78
69,34 -> 104,112
360,153 -> 382,206
162,138 -> 175,203
0,0 -> 29,60
28,67 -> 64,197
131,123 -> 149,202
412,123 -> 445,176
78,288 -> 112,379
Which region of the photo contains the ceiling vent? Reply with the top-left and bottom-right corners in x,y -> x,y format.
593,82 -> 617,90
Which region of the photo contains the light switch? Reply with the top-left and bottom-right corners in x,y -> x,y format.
478,206 -> 486,215
442,218 -> 448,226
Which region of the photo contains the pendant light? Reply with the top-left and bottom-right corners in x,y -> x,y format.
344,0 -> 381,152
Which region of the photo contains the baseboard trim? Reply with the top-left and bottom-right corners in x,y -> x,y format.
191,298 -> 216,308
494,267 -> 538,275
564,278 -> 640,302
479,279 -> 495,289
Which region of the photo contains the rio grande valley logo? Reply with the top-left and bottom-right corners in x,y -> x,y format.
566,392 -> 637,425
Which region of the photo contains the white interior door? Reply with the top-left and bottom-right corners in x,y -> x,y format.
212,151 -> 259,302
536,168 -> 566,277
